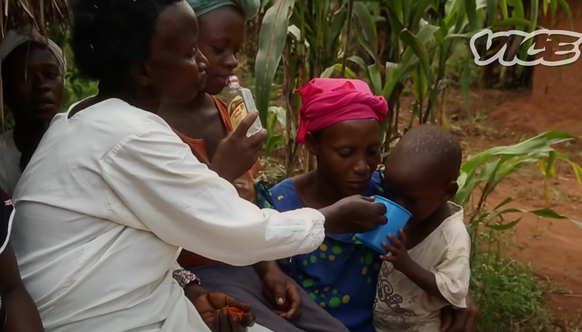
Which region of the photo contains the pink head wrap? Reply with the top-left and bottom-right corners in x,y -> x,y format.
296,78 -> 389,144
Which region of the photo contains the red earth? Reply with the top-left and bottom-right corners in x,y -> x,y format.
435,87 -> 582,326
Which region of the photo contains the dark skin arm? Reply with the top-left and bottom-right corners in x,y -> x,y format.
0,244 -> 44,332
381,232 -> 480,332
183,283 -> 255,329
440,291 -> 480,332
210,113 -> 268,183
254,261 -> 277,277
380,230 -> 446,301
254,261 -> 302,319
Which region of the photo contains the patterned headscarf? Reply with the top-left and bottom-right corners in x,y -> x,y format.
187,0 -> 261,21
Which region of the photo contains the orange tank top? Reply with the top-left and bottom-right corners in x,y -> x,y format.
175,96 -> 261,267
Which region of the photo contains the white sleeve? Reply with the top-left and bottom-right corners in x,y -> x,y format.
99,124 -> 325,266
433,223 -> 471,308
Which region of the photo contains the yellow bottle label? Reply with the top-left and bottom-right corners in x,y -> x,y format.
228,95 -> 249,129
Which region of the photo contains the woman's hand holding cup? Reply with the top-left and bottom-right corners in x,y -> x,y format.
320,195 -> 387,234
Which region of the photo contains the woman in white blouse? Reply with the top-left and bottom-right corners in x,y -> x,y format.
10,1 -> 387,331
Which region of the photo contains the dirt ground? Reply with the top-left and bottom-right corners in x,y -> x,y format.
434,87 -> 582,326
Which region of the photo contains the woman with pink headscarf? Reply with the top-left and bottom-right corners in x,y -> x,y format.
257,78 -> 389,332
257,78 -> 480,332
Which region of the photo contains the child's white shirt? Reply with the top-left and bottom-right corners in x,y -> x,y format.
373,203 -> 471,332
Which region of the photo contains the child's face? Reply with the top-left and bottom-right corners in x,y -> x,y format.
382,157 -> 453,224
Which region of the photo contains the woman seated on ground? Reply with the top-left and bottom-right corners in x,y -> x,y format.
0,28 -> 66,196
10,1 -> 387,331
158,1 -> 349,331
257,78 -> 480,332
0,186 -> 44,332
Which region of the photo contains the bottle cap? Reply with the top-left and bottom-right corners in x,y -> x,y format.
225,75 -> 240,86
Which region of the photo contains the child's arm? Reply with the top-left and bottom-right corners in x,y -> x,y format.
380,230 -> 447,301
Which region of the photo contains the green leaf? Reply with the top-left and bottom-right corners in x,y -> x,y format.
461,131 -> 577,173
444,31 -> 480,41
400,29 -> 432,78
500,0 -> 509,19
486,0 -> 497,26
551,0 -> 558,18
379,23 -> 438,102
393,0 -> 404,23
402,0 -> 412,26
545,150 -> 557,178
498,207 -> 568,220
457,170 -> 468,190
555,152 -> 582,191
368,64 -> 383,95
347,55 -> 368,72
569,162 -> 582,190
455,131 -> 579,206
255,0 -> 296,125
453,0 -> 468,34
346,55 -> 380,90
557,0 -> 573,28
465,0 -> 479,31
410,0 -> 434,31
382,1 -> 405,35
530,208 -> 567,219
508,0 -> 525,30
381,64 -> 406,101
328,6 -> 348,51
517,0 -> 539,62
486,219 -> 521,231
268,106 -> 287,129
320,63 -> 358,78
492,17 -> 532,28
416,24 -> 441,45
353,1 -> 379,62
411,65 -> 428,103
494,197 -> 514,210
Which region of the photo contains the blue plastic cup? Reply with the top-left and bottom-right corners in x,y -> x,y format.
355,195 -> 412,254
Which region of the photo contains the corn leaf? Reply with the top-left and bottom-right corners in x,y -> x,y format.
486,0 -> 497,26
557,0 -> 573,28
465,0 -> 479,32
320,63 -> 358,78
353,1 -> 379,62
255,0 -> 296,125
486,219 -> 521,231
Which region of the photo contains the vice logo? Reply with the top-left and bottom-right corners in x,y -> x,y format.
469,29 -> 582,67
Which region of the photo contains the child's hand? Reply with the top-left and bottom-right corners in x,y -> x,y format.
380,229 -> 413,272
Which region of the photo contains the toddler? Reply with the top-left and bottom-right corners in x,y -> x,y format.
373,124 -> 471,332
